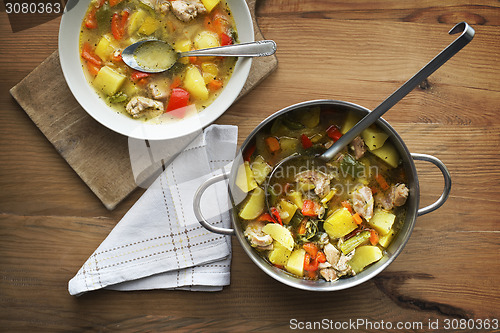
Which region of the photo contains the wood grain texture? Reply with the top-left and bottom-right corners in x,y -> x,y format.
1,0 -> 499,331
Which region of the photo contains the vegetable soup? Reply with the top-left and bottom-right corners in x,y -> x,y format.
236,106 -> 409,281
80,0 -> 238,121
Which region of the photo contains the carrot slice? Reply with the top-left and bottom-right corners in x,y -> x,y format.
208,79 -> 223,91
265,137 -> 280,153
341,200 -> 353,214
370,229 -> 379,245
352,213 -> 363,225
376,174 -> 390,191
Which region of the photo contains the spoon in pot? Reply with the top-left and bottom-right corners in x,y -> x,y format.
122,39 -> 277,73
265,22 -> 474,209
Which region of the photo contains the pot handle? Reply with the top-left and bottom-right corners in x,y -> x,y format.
193,173 -> 236,235
412,153 -> 452,216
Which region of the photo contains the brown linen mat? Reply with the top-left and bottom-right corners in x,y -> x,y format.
10,0 -> 277,210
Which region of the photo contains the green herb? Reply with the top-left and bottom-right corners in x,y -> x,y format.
107,92 -> 128,104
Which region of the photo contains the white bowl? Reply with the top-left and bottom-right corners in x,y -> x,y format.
59,0 -> 253,140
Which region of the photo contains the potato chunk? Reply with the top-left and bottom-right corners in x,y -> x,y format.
94,34 -> 117,61
268,242 -> 292,266
323,207 -> 357,239
139,16 -> 160,35
201,0 -> 220,12
238,187 -> 265,220
128,10 -> 148,35
285,249 -> 306,277
368,209 -> 396,236
341,112 -> 361,134
378,228 -> 396,248
361,127 -> 389,151
370,142 -> 400,168
93,66 -> 126,96
235,162 -> 258,193
348,245 -> 383,273
194,30 -> 220,49
250,155 -> 272,185
262,223 -> 294,251
174,39 -> 192,64
184,65 -> 209,100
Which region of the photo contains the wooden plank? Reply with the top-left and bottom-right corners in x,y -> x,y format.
256,0 -> 500,26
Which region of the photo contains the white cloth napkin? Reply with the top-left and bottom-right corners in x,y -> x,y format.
68,125 -> 238,296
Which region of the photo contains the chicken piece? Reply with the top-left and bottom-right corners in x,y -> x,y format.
295,170 -> 332,198
349,136 -> 366,160
318,262 -> 332,269
321,243 -> 354,279
156,0 -> 170,14
323,243 -> 340,266
244,221 -> 273,250
352,186 -> 374,220
148,79 -> 171,100
375,183 -> 409,210
170,0 -> 207,22
334,251 -> 354,277
393,183 -> 409,207
320,268 -> 338,282
125,96 -> 164,119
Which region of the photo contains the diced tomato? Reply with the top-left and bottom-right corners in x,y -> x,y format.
84,9 -> 98,29
86,61 -> 101,76
316,251 -> 326,263
109,0 -> 123,6
304,253 -> 319,272
300,134 -> 313,149
326,125 -> 342,141
303,243 -> 318,257
220,32 -> 232,46
243,144 -> 256,162
301,200 -> 317,217
166,88 -> 190,112
257,213 -> 275,223
110,51 -> 122,62
270,207 -> 283,225
111,11 -> 129,40
130,70 -> 150,82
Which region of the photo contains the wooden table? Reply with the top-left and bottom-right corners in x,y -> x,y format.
1,1 -> 499,331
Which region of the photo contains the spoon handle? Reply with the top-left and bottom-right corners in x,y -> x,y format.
178,40 -> 277,58
321,22 -> 475,161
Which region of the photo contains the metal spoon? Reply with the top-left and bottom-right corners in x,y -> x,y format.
122,39 -> 277,73
265,22 -> 474,209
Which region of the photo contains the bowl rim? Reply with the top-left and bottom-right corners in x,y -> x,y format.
58,0 -> 254,140
230,99 -> 420,291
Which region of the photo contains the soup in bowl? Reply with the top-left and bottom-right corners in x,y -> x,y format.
59,0 -> 253,140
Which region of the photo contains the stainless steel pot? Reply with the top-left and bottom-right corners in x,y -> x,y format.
193,99 -> 451,291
